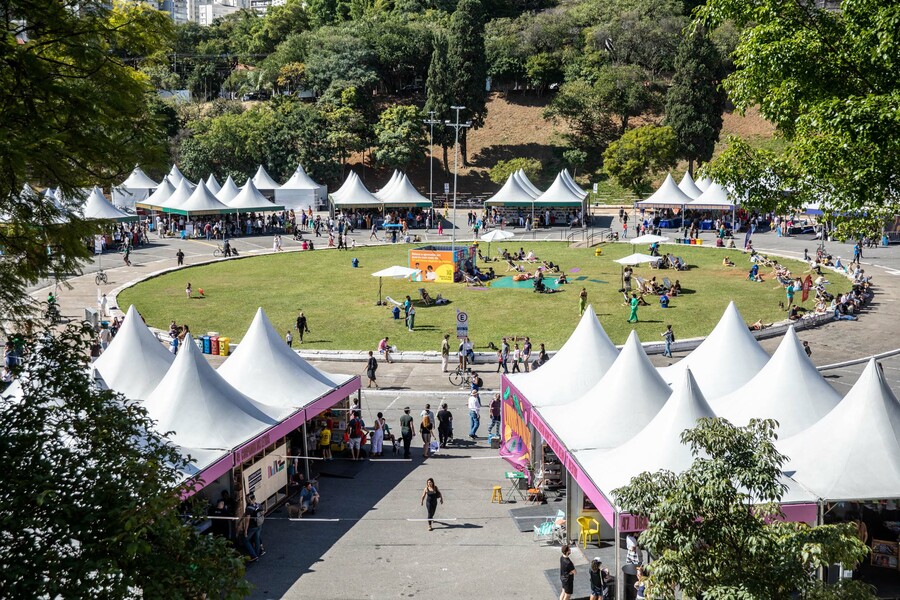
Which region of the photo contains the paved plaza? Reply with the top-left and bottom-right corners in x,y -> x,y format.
26,211 -> 900,599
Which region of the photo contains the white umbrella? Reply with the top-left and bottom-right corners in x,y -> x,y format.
630,234 -> 669,245
371,266 -> 421,305
614,253 -> 659,266
480,229 -> 515,258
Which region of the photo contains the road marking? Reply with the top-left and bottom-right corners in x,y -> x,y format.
385,395 -> 401,410
470,456 -> 503,460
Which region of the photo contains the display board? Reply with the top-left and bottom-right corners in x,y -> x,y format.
871,539 -> 899,569
409,248 -> 456,283
499,381 -> 531,471
242,442 -> 288,503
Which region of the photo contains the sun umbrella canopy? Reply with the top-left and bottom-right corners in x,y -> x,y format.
629,234 -> 670,245
372,266 -> 420,278
614,253 -> 659,266
480,229 -> 515,243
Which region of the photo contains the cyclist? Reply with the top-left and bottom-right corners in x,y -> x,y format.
223,239 -> 232,257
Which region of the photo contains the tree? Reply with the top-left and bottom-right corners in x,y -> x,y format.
374,105 -> 427,170
0,0 -> 173,317
544,79 -> 620,165
524,52 -> 562,95
562,149 -> 588,177
614,419 -> 871,599
447,0 -> 488,165
695,0 -> 900,221
489,157 -> 542,185
603,125 -> 677,196
665,29 -> 727,173
593,64 -> 661,136
424,32 -> 455,170
0,321 -> 249,598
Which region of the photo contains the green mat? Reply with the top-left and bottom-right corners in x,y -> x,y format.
490,276 -> 564,290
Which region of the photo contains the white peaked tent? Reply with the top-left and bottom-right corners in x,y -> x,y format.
205,174 -> 221,195
167,164 -> 188,187
381,174 -> 432,208
508,305 -> 618,407
276,164 -> 327,209
541,331 -> 672,451
251,165 -> 281,193
483,172 -> 540,207
576,368 -> 715,496
139,177 -> 175,210
177,445 -> 231,481
532,172 -> 585,207
219,308 -> 352,409
678,171 -> 703,199
330,172 -> 382,208
82,187 -> 137,222
710,327 -> 841,437
779,360 -> 900,501
688,181 -> 735,209
374,170 -> 401,200
227,180 -> 284,212
659,301 -> 769,399
561,169 -> 588,198
636,174 -> 695,208
216,175 -> 241,204
695,176 -> 712,192
163,180 -> 231,216
143,334 -> 283,449
157,178 -> 195,211
515,169 -> 543,198
93,306 -> 174,401
113,167 -> 158,208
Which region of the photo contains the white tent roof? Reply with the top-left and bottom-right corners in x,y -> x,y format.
177,446 -> 231,480
695,176 -> 712,191
167,164 -> 188,186
251,165 -> 281,191
561,169 -> 588,198
710,327 -> 841,437
636,174 -> 695,207
94,305 -> 174,401
629,234 -> 669,245
508,305 -> 618,407
576,368 -> 714,500
381,174 -> 432,207
659,301 -> 770,399
141,177 -> 175,208
483,172 -> 540,206
205,174 -> 221,195
82,187 -> 134,221
779,360 -> 900,501
533,172 -> 585,207
688,181 -> 735,209
515,169 -> 542,199
166,180 -> 231,215
158,178 -> 195,210
228,180 -> 282,212
678,172 -> 703,199
374,170 -> 401,200
280,164 -> 324,191
216,176 -> 241,203
219,308 -> 351,409
119,166 -> 158,190
541,331 -> 671,451
143,333 -> 283,449
330,172 -> 382,207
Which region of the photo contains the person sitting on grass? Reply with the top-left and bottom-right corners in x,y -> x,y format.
556,273 -> 568,285
748,263 -> 762,282
723,256 -> 735,267
525,250 -> 538,262
659,292 -> 670,309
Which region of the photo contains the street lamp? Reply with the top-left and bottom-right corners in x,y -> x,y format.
445,105 -> 471,257
424,111 -> 441,230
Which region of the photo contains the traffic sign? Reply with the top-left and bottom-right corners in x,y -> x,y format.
456,310 -> 469,339
444,183 -> 450,194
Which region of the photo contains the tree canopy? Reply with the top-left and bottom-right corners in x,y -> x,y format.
603,125 -> 677,197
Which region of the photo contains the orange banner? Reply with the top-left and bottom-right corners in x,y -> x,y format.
410,249 -> 455,284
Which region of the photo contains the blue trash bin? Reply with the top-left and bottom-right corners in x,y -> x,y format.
202,335 -> 211,354
392,306 -> 400,319
352,258 -> 359,268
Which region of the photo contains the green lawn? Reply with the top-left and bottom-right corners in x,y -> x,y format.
118,242 -> 844,352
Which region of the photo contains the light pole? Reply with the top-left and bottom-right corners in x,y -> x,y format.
445,105 -> 471,257
424,111 -> 441,229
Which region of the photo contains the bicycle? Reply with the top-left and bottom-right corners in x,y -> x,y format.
448,366 -> 473,387
213,244 -> 239,258
95,269 -> 108,285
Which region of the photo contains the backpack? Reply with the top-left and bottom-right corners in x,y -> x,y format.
352,418 -> 363,438
422,414 -> 431,429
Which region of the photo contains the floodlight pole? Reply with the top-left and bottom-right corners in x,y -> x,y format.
424,111 -> 441,228
445,106 -> 471,259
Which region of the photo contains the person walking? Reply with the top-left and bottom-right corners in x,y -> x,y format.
488,392 -> 501,438
285,331 -> 293,347
420,408 -> 434,457
661,325 -> 674,358
347,411 -> 364,461
99,293 -> 109,317
176,248 -> 184,266
440,334 -> 451,373
627,293 -> 639,323
579,287 -> 588,316
296,311 -> 310,343
185,282 -> 192,299
589,558 -> 610,600
245,494 -> 265,560
420,478 -> 443,531
511,343 -> 521,373
559,544 -> 576,600
500,337 -> 509,374
406,305 -> 416,331
371,412 -> 386,457
522,337 -> 532,372
365,350 -> 379,388
468,390 -> 481,439
437,402 -> 453,448
400,407 -> 415,459
122,243 -> 132,267
803,340 -> 812,358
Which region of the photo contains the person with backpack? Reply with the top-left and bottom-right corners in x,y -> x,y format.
420,404 -> 435,458
365,350 -> 379,389
347,411 -> 365,461
244,494 -> 264,560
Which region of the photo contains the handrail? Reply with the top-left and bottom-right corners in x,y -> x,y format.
816,347 -> 900,372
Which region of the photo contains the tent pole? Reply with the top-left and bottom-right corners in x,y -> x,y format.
615,511 -> 622,600
301,420 -> 310,483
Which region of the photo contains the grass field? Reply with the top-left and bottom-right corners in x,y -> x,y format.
118,242 -> 845,352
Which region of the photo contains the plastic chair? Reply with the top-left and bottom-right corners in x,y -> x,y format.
491,485 -> 503,504
577,516 -> 600,548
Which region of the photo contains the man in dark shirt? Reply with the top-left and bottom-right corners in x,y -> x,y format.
399,407 -> 414,459
437,403 -> 453,448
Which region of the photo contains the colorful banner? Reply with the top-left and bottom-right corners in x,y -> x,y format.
499,382 -> 531,471
409,249 -> 456,284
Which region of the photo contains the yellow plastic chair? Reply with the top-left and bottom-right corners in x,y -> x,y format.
577,516 -> 600,548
